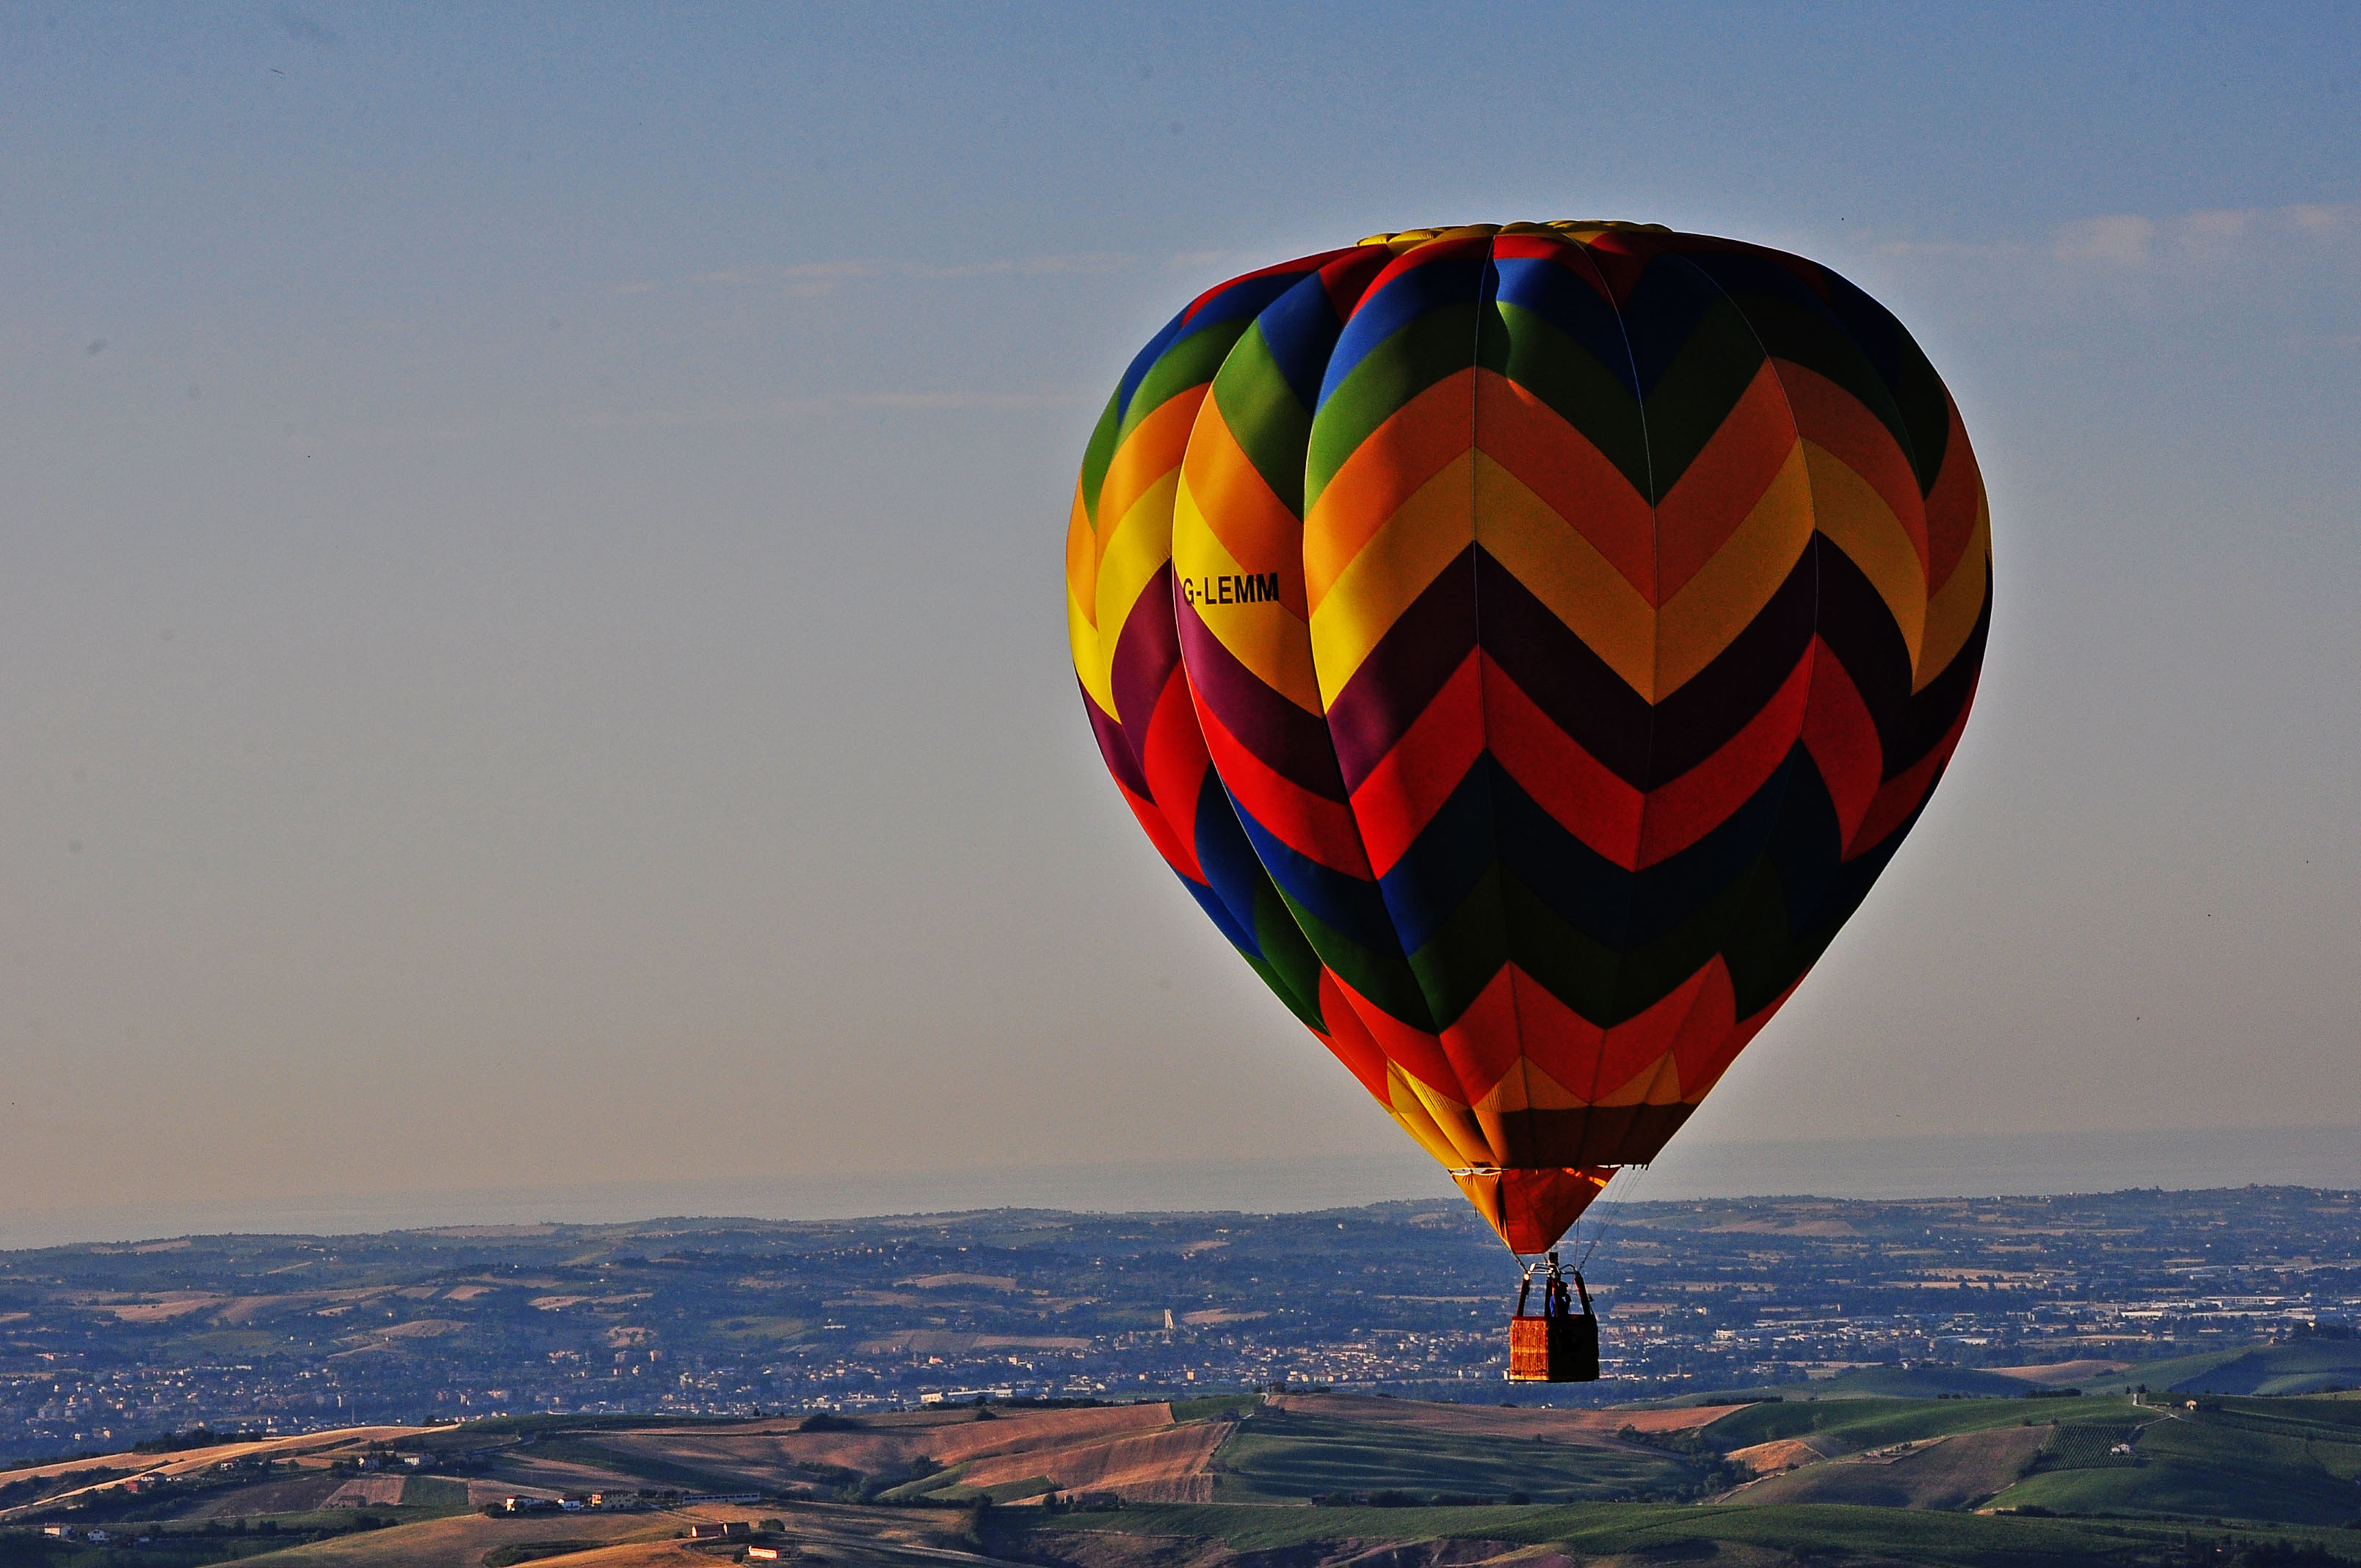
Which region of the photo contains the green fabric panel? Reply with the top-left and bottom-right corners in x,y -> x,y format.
1889,330 -> 1954,496
1252,882 -> 1330,1032
1115,322 -> 1248,449
1492,300 -> 1653,498
1277,890 -> 1438,1034
1730,294 -> 1921,478
1401,863 -> 1516,1032
1304,303 -> 1481,514
1716,864 -> 1842,1020
1210,324 -> 1314,520
1077,391 -> 1122,529
1504,870 -> 1758,1029
1498,874 -> 1625,1023
1633,294 -> 1767,499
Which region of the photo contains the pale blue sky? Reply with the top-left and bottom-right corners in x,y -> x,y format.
1,3 -> 2355,1229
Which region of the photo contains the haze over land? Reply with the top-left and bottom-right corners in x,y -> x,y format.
6,1188 -> 2357,1458
7,1189 -> 2361,1567
2,7 -> 2357,1233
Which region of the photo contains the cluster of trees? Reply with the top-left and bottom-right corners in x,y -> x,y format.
130,1429 -> 264,1455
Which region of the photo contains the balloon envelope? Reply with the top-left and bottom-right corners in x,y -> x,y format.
1067,222 -> 1990,1254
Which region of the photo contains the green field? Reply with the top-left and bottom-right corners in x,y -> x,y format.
2136,1340 -> 2361,1395
1165,1395 -> 1257,1423
2026,1422 -> 2141,1470
1807,1364 -> 2036,1398
1205,1404 -> 1698,1504
1703,1391 -> 2143,1455
1987,1395 -> 2361,1525
394,1475 -> 468,1510
1647,1338 -> 2361,1408
1001,1500 -> 2361,1568
510,1434 -> 755,1494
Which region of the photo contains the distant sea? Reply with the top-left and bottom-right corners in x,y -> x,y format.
3,1124 -> 2354,1252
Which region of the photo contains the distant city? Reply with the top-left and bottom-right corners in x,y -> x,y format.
3,1186 -> 2355,1463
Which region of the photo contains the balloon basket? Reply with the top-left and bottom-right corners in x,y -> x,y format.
1508,1250 -> 1600,1382
1507,1311 -> 1599,1383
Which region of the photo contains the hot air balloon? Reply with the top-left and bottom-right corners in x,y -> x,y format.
1065,222 -> 1990,1380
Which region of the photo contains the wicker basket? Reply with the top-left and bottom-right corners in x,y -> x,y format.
1507,1313 -> 1599,1383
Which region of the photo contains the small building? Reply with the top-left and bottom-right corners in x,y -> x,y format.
687,1522 -> 753,1539
747,1548 -> 785,1561
41,1525 -> 75,1540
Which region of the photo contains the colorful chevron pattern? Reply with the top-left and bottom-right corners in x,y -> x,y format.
1067,222 -> 1990,1253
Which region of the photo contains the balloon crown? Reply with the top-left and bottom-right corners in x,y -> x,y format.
1355,220 -> 1675,250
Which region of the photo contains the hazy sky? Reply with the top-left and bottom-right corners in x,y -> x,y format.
2,3 -> 2356,1229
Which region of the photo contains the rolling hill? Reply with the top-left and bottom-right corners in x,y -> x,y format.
8,1390 -> 2361,1568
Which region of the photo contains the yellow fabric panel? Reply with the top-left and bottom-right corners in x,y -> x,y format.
1383,1064 -> 1478,1170
1092,390 -> 1204,574
1308,448 -> 1476,709
1395,1067 -> 1495,1167
1473,449 -> 1658,701
1067,487 -> 1113,713
1066,479 -> 1098,629
1473,1057 -> 1592,1114
1173,476 -> 1325,716
1804,439 -> 1929,673
1917,499 -> 1992,693
1592,1049 -> 1684,1107
1655,440 -> 1816,697
1089,466 -> 1182,703
1179,396 -> 1309,616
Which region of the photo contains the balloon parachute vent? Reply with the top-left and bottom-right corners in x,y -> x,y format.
1357,219 -> 1673,250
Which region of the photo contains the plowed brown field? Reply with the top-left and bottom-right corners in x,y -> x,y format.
0,1423 -> 428,1487
200,1504 -> 715,1568
1988,1358 -> 2133,1386
1727,1437 -> 1827,1475
592,1402 -> 1176,1487
960,1418 -> 1227,1501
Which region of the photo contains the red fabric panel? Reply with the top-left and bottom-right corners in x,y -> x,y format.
1482,652 -> 1645,868
1437,966 -> 1524,1108
1138,667 -> 1211,866
1194,684 -> 1372,876
1637,650 -> 1814,868
1348,650 -> 1484,879
1312,968 -> 1394,1103
1801,636 -> 1883,852
1653,360 -> 1802,603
